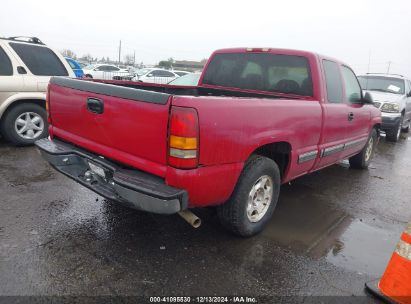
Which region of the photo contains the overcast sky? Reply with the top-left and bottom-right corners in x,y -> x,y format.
1,0 -> 410,76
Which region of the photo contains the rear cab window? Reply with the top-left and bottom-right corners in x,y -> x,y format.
9,42 -> 68,76
202,53 -> 313,96
0,46 -> 13,76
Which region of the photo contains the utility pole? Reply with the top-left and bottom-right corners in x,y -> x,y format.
118,40 -> 122,65
133,50 -> 136,66
367,50 -> 371,74
387,61 -> 391,74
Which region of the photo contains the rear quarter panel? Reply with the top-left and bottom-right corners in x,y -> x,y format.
171,96 -> 323,182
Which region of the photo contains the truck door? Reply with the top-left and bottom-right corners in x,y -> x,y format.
340,65 -> 371,159
313,59 -> 347,170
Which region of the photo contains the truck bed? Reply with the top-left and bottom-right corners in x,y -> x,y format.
48,77 -> 321,182
88,78 -> 303,100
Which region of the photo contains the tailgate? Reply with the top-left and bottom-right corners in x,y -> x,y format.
48,77 -> 171,177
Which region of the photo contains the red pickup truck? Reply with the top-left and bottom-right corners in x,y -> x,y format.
36,48 -> 381,236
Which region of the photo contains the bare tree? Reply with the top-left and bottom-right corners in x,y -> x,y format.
158,58 -> 175,70
124,53 -> 134,65
61,49 -> 77,59
80,54 -> 93,63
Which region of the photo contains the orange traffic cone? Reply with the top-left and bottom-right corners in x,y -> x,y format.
365,221 -> 411,303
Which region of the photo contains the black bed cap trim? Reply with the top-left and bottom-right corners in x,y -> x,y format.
50,77 -> 171,105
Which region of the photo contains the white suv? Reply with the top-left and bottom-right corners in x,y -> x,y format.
0,37 -> 74,145
358,73 -> 411,142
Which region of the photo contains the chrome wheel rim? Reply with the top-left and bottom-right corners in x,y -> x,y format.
14,112 -> 44,140
247,175 -> 273,223
365,137 -> 374,162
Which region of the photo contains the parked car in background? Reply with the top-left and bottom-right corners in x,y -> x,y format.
132,68 -> 178,84
65,57 -> 84,78
77,61 -> 88,68
0,36 -> 75,145
37,47 -> 381,237
172,70 -> 191,77
168,73 -> 200,86
82,64 -> 131,80
358,73 -> 411,142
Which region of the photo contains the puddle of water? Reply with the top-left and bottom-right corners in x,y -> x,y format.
325,219 -> 402,276
261,184 -> 352,258
261,183 -> 403,276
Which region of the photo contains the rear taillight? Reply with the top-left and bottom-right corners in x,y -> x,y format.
46,84 -> 51,124
168,106 -> 199,169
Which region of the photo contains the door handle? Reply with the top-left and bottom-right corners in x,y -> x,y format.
348,112 -> 354,121
87,98 -> 104,114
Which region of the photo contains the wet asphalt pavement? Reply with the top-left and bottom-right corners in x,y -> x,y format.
0,134 -> 410,302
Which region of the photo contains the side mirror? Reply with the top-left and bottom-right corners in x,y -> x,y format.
147,73 -> 153,77
362,91 -> 374,104
17,66 -> 27,74
407,91 -> 411,97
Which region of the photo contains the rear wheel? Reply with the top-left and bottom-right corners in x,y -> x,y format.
217,155 -> 281,237
0,103 -> 48,146
349,128 -> 377,169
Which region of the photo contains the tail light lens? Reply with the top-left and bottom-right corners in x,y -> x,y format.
168,106 -> 199,169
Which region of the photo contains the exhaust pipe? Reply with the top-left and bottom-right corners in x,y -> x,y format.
178,210 -> 201,228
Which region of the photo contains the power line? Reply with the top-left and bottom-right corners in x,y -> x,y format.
118,40 -> 122,65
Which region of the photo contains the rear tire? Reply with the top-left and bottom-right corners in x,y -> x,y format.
217,155 -> 281,237
0,103 -> 48,146
349,128 -> 377,169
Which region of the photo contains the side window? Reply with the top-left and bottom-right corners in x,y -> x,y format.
9,43 -> 68,76
323,60 -> 343,103
96,65 -> 108,71
0,46 -> 13,76
162,71 -> 176,77
152,70 -> 166,77
341,66 -> 362,103
107,66 -> 119,71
